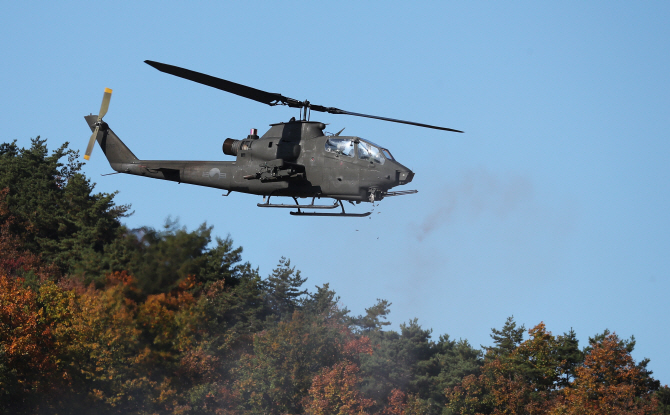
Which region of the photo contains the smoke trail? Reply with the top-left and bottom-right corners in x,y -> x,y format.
414,168 -> 534,241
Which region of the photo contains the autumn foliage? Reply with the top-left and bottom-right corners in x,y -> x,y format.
445,322 -> 661,415
305,362 -> 375,415
553,333 -> 659,414
0,139 -> 666,414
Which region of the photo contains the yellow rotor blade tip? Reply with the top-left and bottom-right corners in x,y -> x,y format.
104,87 -> 112,93
84,155 -> 90,160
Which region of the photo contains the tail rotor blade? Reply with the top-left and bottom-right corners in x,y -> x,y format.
98,88 -> 112,119
85,88 -> 112,162
84,126 -> 99,161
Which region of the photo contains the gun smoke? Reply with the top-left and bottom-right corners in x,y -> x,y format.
414,168 -> 534,242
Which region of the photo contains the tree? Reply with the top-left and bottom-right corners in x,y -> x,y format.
202,266 -> 265,355
262,257 -> 307,320
0,275 -> 58,412
446,323 -> 662,415
0,138 -> 129,274
554,328 -> 583,388
43,273 -> 154,413
484,316 -> 525,358
125,219 -> 213,295
358,319 -> 480,414
552,332 -> 659,414
350,299 -> 392,333
234,312 -> 369,414
137,275 -> 202,353
304,362 -> 375,415
98,218 -> 252,298
656,385 -> 670,415
302,283 -> 350,323
197,233 -> 247,287
360,319 -> 436,411
0,188 -> 60,285
447,322 -> 564,415
584,329 -> 660,396
412,335 -> 482,412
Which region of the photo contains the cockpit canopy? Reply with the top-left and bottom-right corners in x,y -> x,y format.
325,137 -> 355,157
324,137 -> 394,164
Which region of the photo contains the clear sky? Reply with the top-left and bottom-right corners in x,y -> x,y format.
2,1 -> 669,383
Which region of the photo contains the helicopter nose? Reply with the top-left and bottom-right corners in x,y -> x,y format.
398,169 -> 414,185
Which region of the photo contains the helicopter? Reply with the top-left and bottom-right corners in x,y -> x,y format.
84,60 -> 462,217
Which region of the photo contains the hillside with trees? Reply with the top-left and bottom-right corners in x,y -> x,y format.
1,138 -> 668,414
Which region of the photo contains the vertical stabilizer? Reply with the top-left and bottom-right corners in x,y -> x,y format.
84,115 -> 138,165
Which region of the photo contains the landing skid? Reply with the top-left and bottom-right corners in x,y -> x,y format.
258,196 -> 371,217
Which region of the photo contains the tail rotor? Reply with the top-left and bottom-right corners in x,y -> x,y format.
84,87 -> 112,161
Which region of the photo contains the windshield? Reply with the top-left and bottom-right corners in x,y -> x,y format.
357,140 -> 385,165
325,137 -> 355,157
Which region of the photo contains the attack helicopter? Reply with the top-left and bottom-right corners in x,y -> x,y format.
84,60 -> 462,217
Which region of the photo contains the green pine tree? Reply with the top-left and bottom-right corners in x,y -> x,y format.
262,257 -> 307,320
0,138 -> 129,276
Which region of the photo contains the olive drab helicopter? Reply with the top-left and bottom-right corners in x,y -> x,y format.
84,60 -> 462,217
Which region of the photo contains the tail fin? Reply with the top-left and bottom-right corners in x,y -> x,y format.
84,115 -> 138,165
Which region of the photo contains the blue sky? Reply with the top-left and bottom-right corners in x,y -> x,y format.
2,1 -> 669,383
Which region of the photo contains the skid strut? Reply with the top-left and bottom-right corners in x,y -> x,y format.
258,195 -> 371,217
258,196 -> 338,209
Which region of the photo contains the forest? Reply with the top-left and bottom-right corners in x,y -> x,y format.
1,137 -> 669,414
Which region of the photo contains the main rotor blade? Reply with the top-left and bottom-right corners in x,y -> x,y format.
343,110 -> 463,132
310,105 -> 463,133
84,126 -> 99,161
145,60 -> 463,133
145,60 -> 302,107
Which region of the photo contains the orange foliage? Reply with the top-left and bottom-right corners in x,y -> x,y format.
343,335 -> 374,358
304,362 -> 375,415
447,324 -> 661,415
234,312 -> 377,414
138,275 -> 204,351
0,268 -> 150,409
382,389 -> 408,415
177,347 -> 221,384
551,333 -> 659,414
446,323 -> 558,415
0,274 -> 57,391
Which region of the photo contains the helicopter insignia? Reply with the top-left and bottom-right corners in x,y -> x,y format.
84,60 -> 462,217
203,168 -> 225,180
